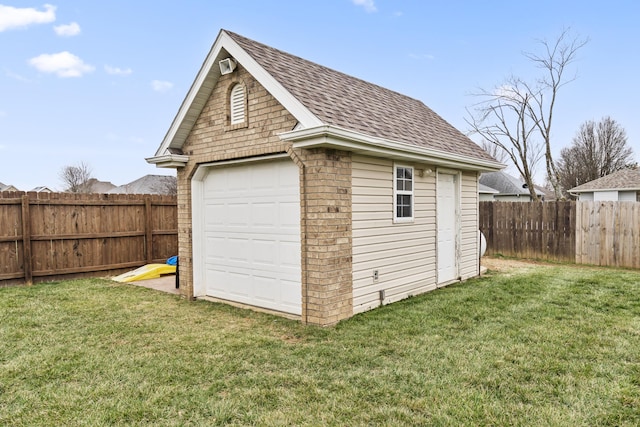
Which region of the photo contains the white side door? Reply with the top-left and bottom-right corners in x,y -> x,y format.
437,172 -> 459,284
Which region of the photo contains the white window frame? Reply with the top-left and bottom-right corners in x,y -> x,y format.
393,164 -> 414,223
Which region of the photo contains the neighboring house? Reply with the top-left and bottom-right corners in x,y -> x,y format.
0,182 -> 18,192
147,29 -> 502,326
480,171 -> 546,201
31,186 -> 53,193
479,183 -> 499,201
569,168 -> 640,202
107,175 -> 176,195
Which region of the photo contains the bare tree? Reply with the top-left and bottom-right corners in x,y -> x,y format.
556,116 -> 634,195
480,139 -> 509,164
523,28 -> 589,199
466,78 -> 544,200
150,175 -> 177,196
59,162 -> 93,193
467,28 -> 588,200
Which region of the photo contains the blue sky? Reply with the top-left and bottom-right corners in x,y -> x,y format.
1,0 -> 638,190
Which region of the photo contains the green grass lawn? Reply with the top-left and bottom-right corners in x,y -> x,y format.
1,263 -> 639,426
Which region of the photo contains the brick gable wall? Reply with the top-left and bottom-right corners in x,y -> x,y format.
175,64 -> 353,325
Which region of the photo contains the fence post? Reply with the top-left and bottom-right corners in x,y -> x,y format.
21,194 -> 33,285
144,197 -> 153,264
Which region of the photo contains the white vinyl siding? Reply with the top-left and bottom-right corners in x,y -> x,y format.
230,84 -> 246,125
352,155 -> 437,314
459,172 -> 479,279
618,191 -> 636,202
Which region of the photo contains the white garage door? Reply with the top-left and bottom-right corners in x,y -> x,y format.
201,159 -> 301,315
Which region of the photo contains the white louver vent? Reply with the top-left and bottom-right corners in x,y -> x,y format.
230,84 -> 245,125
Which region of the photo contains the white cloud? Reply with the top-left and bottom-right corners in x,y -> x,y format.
54,22 -> 80,37
352,0 -> 377,13
0,4 -> 56,32
29,51 -> 95,78
151,80 -> 173,92
105,65 -> 133,76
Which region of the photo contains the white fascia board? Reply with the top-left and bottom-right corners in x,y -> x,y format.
153,30 -> 321,158
145,154 -> 190,168
281,125 -> 505,172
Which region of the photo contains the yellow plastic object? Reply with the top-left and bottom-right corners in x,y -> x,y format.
112,264 -> 176,283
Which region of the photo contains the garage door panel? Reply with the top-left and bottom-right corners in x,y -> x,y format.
200,159 -> 302,315
279,202 -> 300,228
251,239 -> 276,265
280,241 -> 301,267
227,202 -> 250,226
205,236 -> 227,260
205,203 -> 226,227
252,202 -> 277,227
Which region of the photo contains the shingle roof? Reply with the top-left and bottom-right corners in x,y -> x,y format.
0,182 -> 18,191
479,171 -> 545,196
570,168 -> 640,192
107,175 -> 176,195
225,30 -> 495,163
479,183 -> 499,194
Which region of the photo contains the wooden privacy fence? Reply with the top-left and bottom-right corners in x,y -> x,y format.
576,201 -> 640,269
0,191 -> 177,285
479,201 -> 575,262
480,201 -> 640,269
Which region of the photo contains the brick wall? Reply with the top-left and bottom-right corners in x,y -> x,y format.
292,148 -> 353,326
175,64 -> 354,325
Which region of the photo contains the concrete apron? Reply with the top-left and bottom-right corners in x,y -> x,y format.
130,275 -> 179,295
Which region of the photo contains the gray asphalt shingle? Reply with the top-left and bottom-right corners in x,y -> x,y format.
226,30 -> 495,163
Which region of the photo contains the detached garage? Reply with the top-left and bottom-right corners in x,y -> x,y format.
147,29 -> 502,326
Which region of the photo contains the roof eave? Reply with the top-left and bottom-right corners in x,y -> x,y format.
280,125 -> 504,172
145,154 -> 190,168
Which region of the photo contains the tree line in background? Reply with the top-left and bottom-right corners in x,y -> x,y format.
467,28 -> 636,200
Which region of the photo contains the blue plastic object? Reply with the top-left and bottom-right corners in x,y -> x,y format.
166,255 -> 178,266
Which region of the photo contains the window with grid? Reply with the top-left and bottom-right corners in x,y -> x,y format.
394,165 -> 413,222
230,84 -> 245,125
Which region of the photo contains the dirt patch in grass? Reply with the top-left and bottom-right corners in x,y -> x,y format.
481,256 -> 554,274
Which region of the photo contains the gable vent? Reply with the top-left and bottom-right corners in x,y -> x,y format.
230,84 -> 246,125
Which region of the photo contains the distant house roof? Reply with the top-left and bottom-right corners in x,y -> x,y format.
31,186 -> 53,193
0,182 -> 18,192
479,171 -> 545,197
150,29 -> 502,173
479,183 -> 499,194
107,175 -> 176,195
569,168 -> 640,193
